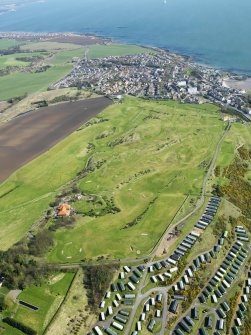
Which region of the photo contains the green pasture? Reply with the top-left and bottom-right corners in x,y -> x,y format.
0,64 -> 72,100
20,41 -> 81,52
0,97 -> 226,260
0,52 -> 47,70
0,39 -> 22,50
84,44 -> 153,59
50,44 -> 151,64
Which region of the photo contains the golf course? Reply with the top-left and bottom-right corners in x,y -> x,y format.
0,97 -> 227,260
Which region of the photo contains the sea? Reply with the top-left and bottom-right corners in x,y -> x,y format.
0,0 -> 251,75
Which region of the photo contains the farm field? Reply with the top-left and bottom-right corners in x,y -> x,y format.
0,64 -> 72,101
0,272 -> 75,335
0,38 -> 22,50
0,97 -> 111,182
0,52 -> 47,70
0,97 -> 111,250
20,41 -> 83,52
82,44 -> 153,59
0,88 -> 99,125
0,96 -> 228,259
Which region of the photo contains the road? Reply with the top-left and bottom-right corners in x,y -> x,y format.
119,123 -> 231,335
169,240 -> 250,334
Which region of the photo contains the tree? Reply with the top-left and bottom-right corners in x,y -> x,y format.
28,230 -> 54,256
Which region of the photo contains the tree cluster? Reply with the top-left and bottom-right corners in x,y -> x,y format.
213,215 -> 227,237
84,264 -> 119,312
0,46 -> 21,55
0,244 -> 50,290
28,230 -> 54,256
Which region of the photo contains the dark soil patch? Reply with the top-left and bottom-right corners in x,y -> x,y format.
0,97 -> 112,182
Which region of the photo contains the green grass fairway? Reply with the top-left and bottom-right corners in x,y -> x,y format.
215,122 -> 251,169
48,99 -> 225,262
0,98 -> 226,260
21,41 -> 152,57
10,272 -> 74,334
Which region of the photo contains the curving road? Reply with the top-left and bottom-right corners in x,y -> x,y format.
118,122 -> 231,335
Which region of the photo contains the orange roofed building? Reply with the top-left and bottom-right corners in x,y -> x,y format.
57,204 -> 72,217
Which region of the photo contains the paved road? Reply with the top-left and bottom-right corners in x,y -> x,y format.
122,123 -> 232,335
170,240 -> 250,334
95,120 -> 251,335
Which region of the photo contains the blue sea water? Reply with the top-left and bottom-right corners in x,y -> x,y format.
0,0 -> 250,74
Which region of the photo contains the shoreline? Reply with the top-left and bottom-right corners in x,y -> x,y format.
1,31 -> 251,81
223,78 -> 251,92
1,31 -> 251,93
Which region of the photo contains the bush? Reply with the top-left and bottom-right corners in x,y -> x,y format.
84,264 -> 119,311
28,230 -> 54,256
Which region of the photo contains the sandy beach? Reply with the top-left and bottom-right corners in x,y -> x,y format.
223,78 -> 251,92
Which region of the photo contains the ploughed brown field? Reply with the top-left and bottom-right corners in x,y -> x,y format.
0,97 -> 112,183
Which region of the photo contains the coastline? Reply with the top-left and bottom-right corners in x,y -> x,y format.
1,30 -> 251,80
223,78 -> 251,92
1,30 -> 251,97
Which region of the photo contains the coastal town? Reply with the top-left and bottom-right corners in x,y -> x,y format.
53,48 -> 251,119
